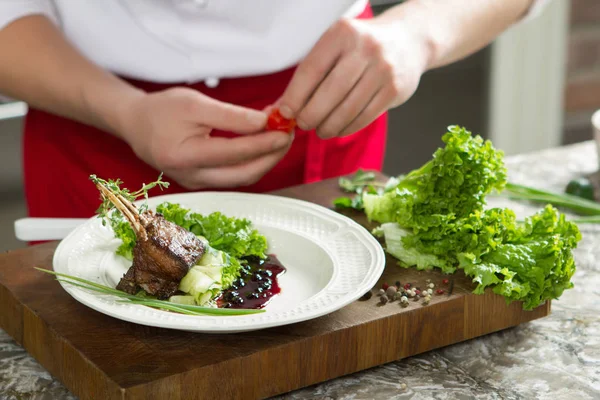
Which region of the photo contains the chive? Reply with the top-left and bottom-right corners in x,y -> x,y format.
55,279 -> 213,316
498,182 -> 600,218
56,277 -> 263,316
114,299 -> 210,316
35,268 -> 264,316
568,216 -> 600,224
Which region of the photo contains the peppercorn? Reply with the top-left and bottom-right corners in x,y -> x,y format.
442,279 -> 449,285
382,282 -> 389,291
395,281 -> 401,288
378,289 -> 385,296
436,289 -> 445,295
428,283 -> 434,289
404,283 -> 411,290
360,291 -> 373,301
380,295 -> 388,305
400,296 -> 409,307
386,286 -> 397,297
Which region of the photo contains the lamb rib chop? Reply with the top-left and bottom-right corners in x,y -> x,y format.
95,182 -> 205,299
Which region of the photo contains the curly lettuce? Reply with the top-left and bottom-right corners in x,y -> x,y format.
363,126 -> 581,310
156,202 -> 267,259
376,207 -> 519,274
111,202 -> 267,262
459,205 -> 580,310
364,125 -> 507,234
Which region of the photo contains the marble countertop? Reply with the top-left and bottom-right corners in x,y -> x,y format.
2,142 -> 600,400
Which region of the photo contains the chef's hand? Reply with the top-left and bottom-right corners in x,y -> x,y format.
117,87 -> 292,189
278,17 -> 430,139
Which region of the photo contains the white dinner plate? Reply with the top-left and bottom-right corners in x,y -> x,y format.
52,192 -> 386,333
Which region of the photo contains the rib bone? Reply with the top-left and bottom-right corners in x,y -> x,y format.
95,182 -> 147,241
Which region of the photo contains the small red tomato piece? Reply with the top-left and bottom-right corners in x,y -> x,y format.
266,108 -> 296,132
436,289 -> 445,295
442,279 -> 449,285
382,283 -> 389,291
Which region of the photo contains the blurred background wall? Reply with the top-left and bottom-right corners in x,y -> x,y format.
0,0 -> 599,252
564,0 -> 600,144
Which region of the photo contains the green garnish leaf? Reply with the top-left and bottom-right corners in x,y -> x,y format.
333,197 -> 353,209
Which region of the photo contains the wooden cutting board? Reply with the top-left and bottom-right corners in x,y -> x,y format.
0,176 -> 550,400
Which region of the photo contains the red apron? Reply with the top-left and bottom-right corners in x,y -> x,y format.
23,4 -> 387,219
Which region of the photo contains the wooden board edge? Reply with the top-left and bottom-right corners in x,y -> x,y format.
119,291 -> 550,400
16,304 -> 125,400
1,278 -> 552,400
0,281 -> 24,345
464,289 -> 551,339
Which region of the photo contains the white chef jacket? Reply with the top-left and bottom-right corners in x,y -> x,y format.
0,0 -> 549,87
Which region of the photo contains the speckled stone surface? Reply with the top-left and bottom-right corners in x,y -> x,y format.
2,142 -> 600,400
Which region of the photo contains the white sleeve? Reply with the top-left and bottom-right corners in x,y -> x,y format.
0,0 -> 58,31
520,0 -> 551,23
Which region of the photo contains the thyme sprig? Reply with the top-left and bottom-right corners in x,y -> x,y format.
89,174 -> 170,225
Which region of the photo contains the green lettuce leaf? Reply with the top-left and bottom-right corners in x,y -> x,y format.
375,208 -> 517,273
111,217 -> 135,261
156,203 -> 267,260
363,126 -> 507,233
363,126 -> 581,310
458,205 -> 580,310
111,202 -> 267,262
374,223 -> 450,272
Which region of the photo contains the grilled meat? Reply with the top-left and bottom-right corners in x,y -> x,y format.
96,182 -> 205,299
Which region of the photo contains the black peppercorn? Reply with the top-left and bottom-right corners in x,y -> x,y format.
359,291 -> 373,301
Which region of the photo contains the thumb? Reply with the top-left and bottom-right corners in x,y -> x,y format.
198,96 -> 267,134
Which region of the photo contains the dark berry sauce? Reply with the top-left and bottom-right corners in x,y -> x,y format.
217,255 -> 286,309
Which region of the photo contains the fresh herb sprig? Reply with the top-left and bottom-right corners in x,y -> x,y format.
90,174 -> 170,225
36,268 -> 264,316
